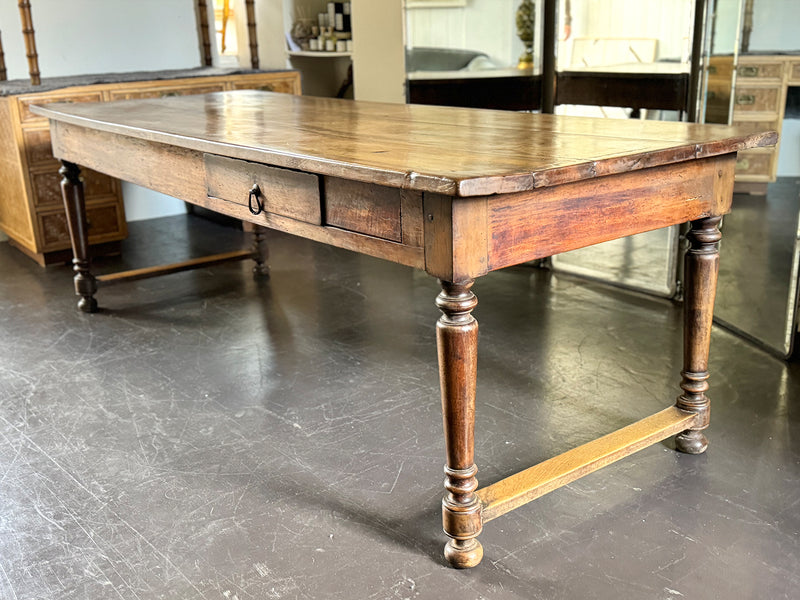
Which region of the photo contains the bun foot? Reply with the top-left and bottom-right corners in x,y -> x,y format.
252,264 -> 270,279
675,429 -> 708,454
78,296 -> 98,313
444,538 -> 483,569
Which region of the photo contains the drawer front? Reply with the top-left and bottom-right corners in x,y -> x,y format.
205,154 -> 321,225
23,128 -> 58,167
31,168 -> 116,208
18,92 -> 103,124
790,61 -> 800,83
732,86 -> 781,113
736,61 -> 784,80
707,57 -> 733,79
38,201 -> 125,250
324,177 -> 402,242
230,78 -> 298,95
735,150 -> 774,178
107,83 -> 226,101
730,119 -> 780,137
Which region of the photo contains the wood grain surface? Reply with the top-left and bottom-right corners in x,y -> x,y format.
31,91 -> 777,197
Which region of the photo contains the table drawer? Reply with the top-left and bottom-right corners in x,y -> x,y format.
205,154 -> 321,225
736,61 -> 784,80
324,177 -> 402,242
732,86 -> 781,114
735,149 -> 774,178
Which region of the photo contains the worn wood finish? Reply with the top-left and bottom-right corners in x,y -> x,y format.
96,250 -> 253,286
59,161 -> 97,313
30,92 -> 776,198
674,216 -> 722,454
477,407 -> 698,522
17,1 -> 40,85
436,280 -> 483,568
244,0 -> 258,70
196,0 -> 213,67
487,155 -> 736,269
36,91 -> 775,568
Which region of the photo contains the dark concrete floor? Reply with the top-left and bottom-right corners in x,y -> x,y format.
0,213 -> 798,599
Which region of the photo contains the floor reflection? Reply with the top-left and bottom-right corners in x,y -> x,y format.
716,178 -> 800,357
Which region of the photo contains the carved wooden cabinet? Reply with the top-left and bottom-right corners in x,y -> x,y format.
0,69 -> 300,264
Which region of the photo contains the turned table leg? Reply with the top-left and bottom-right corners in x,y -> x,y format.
251,224 -> 270,278
436,280 -> 483,568
675,216 -> 722,454
60,161 -> 97,313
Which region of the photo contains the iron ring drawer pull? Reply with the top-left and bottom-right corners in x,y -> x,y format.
248,184 -> 264,215
735,94 -> 756,105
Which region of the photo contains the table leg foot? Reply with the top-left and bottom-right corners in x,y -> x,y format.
436,280 -> 483,568
251,225 -> 270,279
60,161 -> 98,312
444,538 -> 483,569
675,216 -> 721,454
675,429 -> 708,454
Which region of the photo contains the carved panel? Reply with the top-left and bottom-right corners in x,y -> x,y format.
107,84 -> 226,101
18,92 -> 103,124
23,128 -> 58,167
39,202 -> 123,250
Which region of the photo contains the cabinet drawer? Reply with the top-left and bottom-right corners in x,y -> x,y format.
790,61 -> 800,84
230,78 -> 298,95
735,150 -> 775,178
38,200 -> 125,251
205,154 -> 321,224
730,119 -> 780,137
732,86 -> 781,113
18,92 -> 103,124
31,168 -> 116,208
23,128 -> 58,167
736,61 -> 784,80
107,83 -> 226,101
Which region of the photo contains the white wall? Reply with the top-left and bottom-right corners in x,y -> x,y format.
352,0 -> 406,103
0,0 -> 211,221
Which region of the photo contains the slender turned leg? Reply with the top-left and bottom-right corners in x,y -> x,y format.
60,161 -> 97,313
675,216 -> 722,454
436,280 -> 483,568
251,224 -> 270,278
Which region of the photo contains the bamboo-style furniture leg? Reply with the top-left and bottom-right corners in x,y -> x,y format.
436,280 -> 483,568
252,225 -> 270,278
18,0 -> 40,86
675,216 -> 722,454
59,161 -> 97,313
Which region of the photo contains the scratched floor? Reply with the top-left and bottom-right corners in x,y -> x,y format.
0,211 -> 798,600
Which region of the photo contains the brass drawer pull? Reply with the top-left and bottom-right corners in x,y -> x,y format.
736,158 -> 749,170
738,65 -> 759,77
735,94 -> 756,105
248,184 -> 264,215
707,65 -> 717,75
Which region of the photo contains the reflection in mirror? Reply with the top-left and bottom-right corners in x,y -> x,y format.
715,181 -> 800,357
550,0 -> 693,297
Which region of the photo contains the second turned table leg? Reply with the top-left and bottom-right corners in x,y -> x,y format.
60,160 -> 98,313
675,216 -> 723,454
436,280 -> 483,568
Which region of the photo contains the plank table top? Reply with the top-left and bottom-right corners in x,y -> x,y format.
32,90 -> 776,197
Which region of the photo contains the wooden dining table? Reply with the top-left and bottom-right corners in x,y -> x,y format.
32,91 -> 775,568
